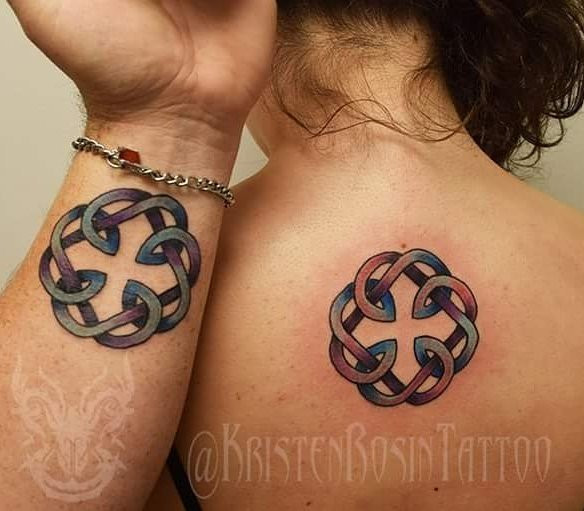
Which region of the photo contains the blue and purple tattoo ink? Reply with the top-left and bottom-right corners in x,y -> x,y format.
39,188 -> 200,349
329,249 -> 478,406
39,191 -> 476,408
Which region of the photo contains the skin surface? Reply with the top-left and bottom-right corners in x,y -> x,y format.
0,1 -> 276,509
148,25 -> 584,511
2,2 -> 583,509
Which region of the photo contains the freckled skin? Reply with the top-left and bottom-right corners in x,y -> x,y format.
147,142 -> 584,510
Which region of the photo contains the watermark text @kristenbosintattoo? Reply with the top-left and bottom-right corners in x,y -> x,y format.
187,422 -> 551,499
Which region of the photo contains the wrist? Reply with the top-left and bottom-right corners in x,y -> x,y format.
84,114 -> 243,182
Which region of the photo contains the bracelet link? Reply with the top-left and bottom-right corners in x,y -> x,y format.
72,137 -> 235,207
106,152 -> 124,169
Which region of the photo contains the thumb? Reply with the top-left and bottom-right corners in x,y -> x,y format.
4,0 -> 29,17
4,0 -> 58,27
4,0 -> 61,48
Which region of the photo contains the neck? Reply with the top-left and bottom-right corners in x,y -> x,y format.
249,111 -> 502,190
248,23 -> 503,183
244,22 -> 508,196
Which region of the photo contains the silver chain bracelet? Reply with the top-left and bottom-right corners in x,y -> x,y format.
72,137 -> 235,207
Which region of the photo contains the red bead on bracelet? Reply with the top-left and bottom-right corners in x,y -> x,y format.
119,148 -> 141,164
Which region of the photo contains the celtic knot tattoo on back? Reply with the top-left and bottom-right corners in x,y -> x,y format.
329,249 -> 478,406
39,188 -> 201,349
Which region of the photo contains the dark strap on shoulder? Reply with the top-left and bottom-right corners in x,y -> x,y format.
167,444 -> 202,511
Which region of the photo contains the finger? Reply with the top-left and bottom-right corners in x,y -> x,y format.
5,0 -> 23,15
4,0 -> 57,22
3,0 -> 58,46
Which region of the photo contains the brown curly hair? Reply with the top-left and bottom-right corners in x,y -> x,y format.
274,0 -> 584,172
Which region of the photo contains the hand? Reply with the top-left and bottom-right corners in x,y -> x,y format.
7,0 -> 277,136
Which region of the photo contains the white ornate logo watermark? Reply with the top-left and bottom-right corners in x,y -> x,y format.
11,356 -> 134,502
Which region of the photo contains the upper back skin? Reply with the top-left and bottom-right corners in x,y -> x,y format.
147,132 -> 584,511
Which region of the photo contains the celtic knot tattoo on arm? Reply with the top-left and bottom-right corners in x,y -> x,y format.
329,249 -> 478,407
39,188 -> 201,349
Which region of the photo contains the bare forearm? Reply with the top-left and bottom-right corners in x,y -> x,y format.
0,118 -> 240,509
